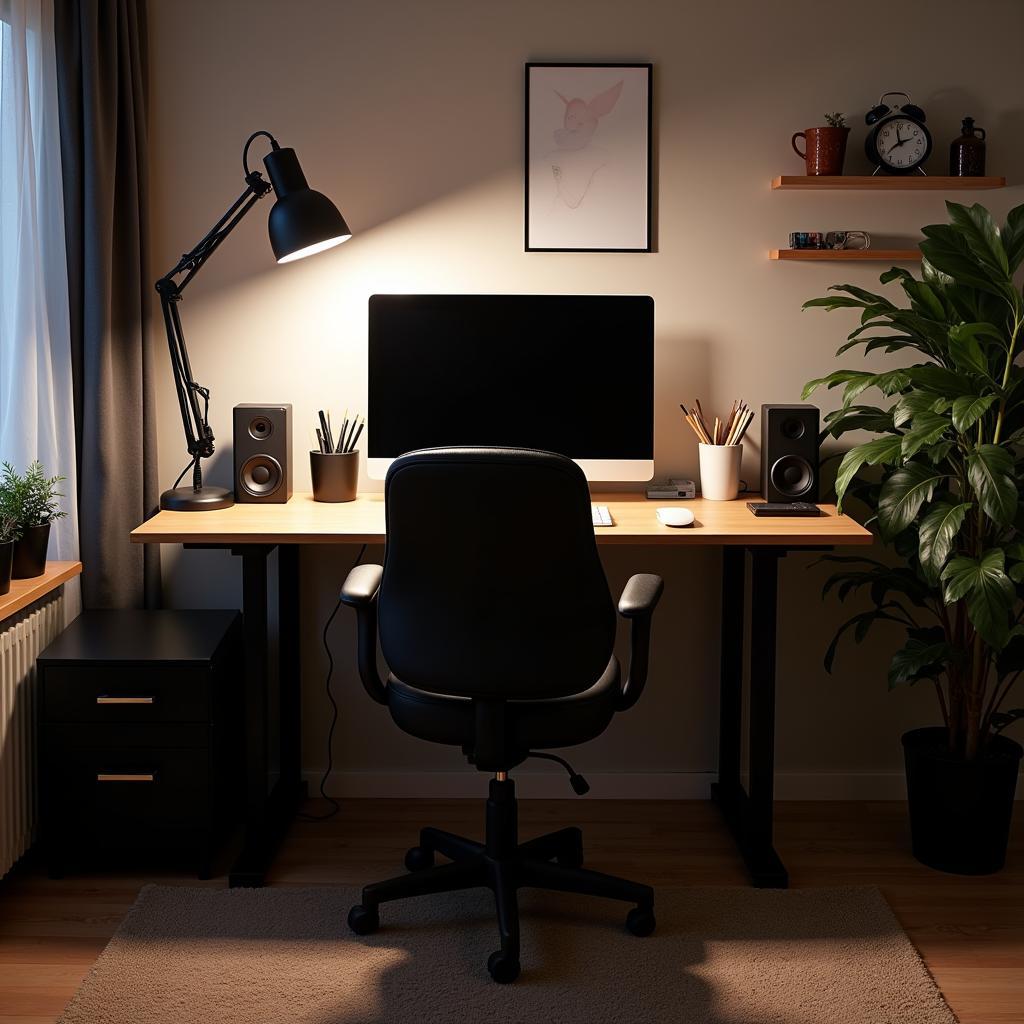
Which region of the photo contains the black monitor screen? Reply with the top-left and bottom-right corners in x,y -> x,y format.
367,294 -> 654,461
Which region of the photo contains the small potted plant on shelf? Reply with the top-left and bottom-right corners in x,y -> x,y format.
792,112 -> 850,176
1,461 -> 67,580
802,200 -> 1024,874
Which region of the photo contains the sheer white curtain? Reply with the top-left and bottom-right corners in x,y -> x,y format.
0,0 -> 79,581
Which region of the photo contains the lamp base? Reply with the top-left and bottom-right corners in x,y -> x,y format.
160,485 -> 235,511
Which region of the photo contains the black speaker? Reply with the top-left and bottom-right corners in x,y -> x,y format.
760,404 -> 819,503
233,404 -> 292,503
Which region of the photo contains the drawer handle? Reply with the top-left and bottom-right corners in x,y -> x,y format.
96,773 -> 155,783
96,696 -> 155,705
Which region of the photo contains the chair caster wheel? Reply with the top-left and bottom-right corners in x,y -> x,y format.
347,904 -> 380,935
487,949 -> 521,983
404,845 -> 434,872
626,906 -> 656,937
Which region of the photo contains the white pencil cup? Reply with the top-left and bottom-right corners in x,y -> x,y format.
699,443 -> 742,501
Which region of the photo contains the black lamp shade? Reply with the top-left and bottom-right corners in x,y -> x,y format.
263,146 -> 351,263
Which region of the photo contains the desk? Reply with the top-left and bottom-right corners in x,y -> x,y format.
132,493 -> 871,887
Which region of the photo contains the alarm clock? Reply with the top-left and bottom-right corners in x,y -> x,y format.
865,91 -> 932,175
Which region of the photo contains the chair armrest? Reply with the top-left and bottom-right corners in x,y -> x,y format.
618,573 -> 664,619
340,563 -> 383,606
339,563 -> 387,705
615,574 -> 664,712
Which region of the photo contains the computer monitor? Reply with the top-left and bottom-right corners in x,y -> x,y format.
367,294 -> 654,481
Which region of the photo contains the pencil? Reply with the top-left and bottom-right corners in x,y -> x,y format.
347,418 -> 365,454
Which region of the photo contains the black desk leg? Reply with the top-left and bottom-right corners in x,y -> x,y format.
714,546 -> 744,798
746,548 -> 788,888
278,544 -> 305,799
711,546 -> 789,889
229,544 -> 304,888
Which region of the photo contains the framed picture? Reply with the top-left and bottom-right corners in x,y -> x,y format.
525,63 -> 652,252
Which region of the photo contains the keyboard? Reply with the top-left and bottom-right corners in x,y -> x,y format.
591,504 -> 614,527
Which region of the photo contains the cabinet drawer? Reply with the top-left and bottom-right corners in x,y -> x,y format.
43,665 -> 214,723
44,745 -> 213,831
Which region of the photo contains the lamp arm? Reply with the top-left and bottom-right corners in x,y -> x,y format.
154,165 -> 274,494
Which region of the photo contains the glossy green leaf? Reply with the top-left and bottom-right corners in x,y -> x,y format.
966,445 -> 1018,527
1002,204 -> 1024,275
877,463 -> 943,540
946,202 -> 1009,276
905,364 -> 978,397
948,324 -> 993,376
920,224 -> 1010,299
941,549 -> 1015,647
917,502 -> 970,583
893,391 -> 943,428
888,637 -> 951,689
951,394 -> 997,432
834,436 -> 904,509
901,412 -> 949,459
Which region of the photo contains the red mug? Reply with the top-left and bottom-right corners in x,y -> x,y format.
792,126 -> 849,176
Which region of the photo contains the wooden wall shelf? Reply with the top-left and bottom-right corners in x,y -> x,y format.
771,175 -> 1006,191
770,249 -> 920,262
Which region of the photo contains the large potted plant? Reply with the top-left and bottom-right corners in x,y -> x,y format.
1,462 -> 67,579
803,201 -> 1024,874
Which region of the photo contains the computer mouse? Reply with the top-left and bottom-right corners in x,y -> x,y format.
656,506 -> 694,528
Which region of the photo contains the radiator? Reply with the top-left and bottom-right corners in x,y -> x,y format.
0,592 -> 66,879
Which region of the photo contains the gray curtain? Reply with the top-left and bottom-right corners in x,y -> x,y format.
55,0 -> 160,608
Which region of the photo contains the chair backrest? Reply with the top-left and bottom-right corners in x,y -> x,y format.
379,447 -> 616,700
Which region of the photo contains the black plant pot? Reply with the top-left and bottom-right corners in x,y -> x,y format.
903,726 -> 1022,875
11,523 -> 51,579
0,540 -> 12,596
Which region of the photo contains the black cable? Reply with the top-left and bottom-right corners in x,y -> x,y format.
299,543 -> 368,821
172,457 -> 196,490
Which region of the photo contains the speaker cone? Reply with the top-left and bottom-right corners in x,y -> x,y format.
239,455 -> 283,497
248,416 -> 274,441
769,455 -> 814,498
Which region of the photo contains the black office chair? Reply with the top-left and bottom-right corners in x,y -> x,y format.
341,447 -> 663,983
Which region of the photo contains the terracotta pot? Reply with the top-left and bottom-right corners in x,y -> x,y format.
11,522 -> 51,579
792,126 -> 849,176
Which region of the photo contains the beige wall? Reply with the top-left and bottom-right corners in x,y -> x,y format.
147,0 -> 1024,796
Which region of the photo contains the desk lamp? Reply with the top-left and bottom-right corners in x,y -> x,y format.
155,131 -> 351,511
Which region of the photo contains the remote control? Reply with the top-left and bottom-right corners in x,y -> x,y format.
746,501 -> 821,517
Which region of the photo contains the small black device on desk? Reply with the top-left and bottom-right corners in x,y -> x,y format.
38,609 -> 242,878
747,501 -> 821,517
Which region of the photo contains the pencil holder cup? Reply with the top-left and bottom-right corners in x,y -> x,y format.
698,443 -> 742,501
310,450 -> 358,502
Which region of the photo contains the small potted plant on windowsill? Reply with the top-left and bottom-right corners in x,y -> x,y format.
1,462 -> 68,580
792,112 -> 850,176
803,200 -> 1024,874
0,513 -> 16,596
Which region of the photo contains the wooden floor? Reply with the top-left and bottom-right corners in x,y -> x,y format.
0,799 -> 1021,1023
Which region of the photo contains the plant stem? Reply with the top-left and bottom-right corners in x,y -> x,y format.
992,315 -> 1021,446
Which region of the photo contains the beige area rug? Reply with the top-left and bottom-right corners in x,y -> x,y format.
58,884 -> 956,1024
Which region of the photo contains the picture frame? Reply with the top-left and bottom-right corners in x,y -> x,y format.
525,62 -> 652,253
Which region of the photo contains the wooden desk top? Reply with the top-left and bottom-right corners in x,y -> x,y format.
0,561 -> 82,624
131,493 -> 872,547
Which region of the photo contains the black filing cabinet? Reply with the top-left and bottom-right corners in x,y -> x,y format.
38,610 -> 242,877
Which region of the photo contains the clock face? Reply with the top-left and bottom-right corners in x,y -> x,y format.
876,116 -> 928,169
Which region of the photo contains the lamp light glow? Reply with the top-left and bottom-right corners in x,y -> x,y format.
277,232 -> 351,264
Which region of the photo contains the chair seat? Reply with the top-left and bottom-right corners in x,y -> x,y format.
386,656 -> 621,757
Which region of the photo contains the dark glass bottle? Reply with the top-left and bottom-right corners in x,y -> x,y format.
949,117 -> 986,176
